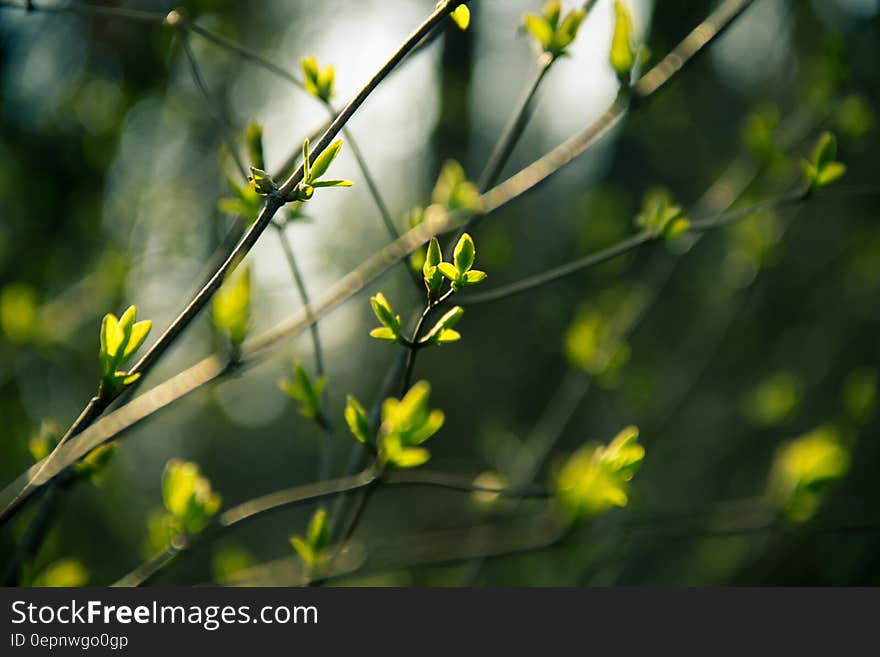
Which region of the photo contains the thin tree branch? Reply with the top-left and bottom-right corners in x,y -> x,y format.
273,225 -> 325,377
112,466 -> 548,586
178,32 -> 248,180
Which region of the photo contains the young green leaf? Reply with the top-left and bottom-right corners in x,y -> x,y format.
802,131 -> 847,190
376,381 -> 445,468
248,166 -> 277,196
344,394 -> 374,447
73,442 -> 117,482
310,179 -> 354,188
381,435 -> 431,469
523,12 -> 554,51
245,121 -> 265,171
555,425 -> 644,522
302,138 -> 312,182
98,305 -> 152,391
522,0 -> 586,56
218,177 -> 264,221
421,306 -> 465,346
767,425 -> 849,522
369,292 -> 402,342
555,8 -> 586,53
432,160 -> 482,214
289,507 -> 331,571
212,265 -> 251,347
450,4 -> 470,30
437,262 -> 459,283
162,459 -> 222,534
453,233 -> 476,274
369,327 -> 398,341
280,362 -> 326,423
635,188 -> 690,240
306,508 -> 329,552
463,270 -> 487,285
301,56 -> 336,102
28,420 -> 61,463
423,237 -> 444,296
289,536 -> 315,569
309,140 -> 343,182
610,0 -> 636,82
30,559 -> 90,588
437,233 -> 487,291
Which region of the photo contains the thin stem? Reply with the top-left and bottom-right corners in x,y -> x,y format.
112,466 -> 545,586
479,57 -> 554,192
446,58 -> 555,259
462,191 -> 806,306
178,32 -> 248,180
186,21 -> 302,87
274,223 -> 335,477
385,470 -> 550,499
464,232 -> 653,305
401,288 -> 455,396
335,116 -> 424,293
114,468 -> 378,587
273,225 -> 325,376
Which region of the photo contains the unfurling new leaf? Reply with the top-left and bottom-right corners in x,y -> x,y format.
432,161 -> 482,215
213,264 -> 251,347
293,138 -> 353,202
438,233 -> 487,291
280,362 -> 326,425
767,425 -> 850,522
344,395 -> 374,447
245,121 -> 265,171
449,3 -> 470,31
162,459 -> 222,535
290,507 -> 330,571
423,237 -> 444,296
301,56 -> 336,102
248,167 -> 277,196
802,131 -> 846,190
635,188 -> 690,240
555,425 -> 644,521
369,292 -> 403,343
219,177 -> 264,221
610,0 -> 636,82
345,382 -> 445,468
421,306 -> 464,346
378,381 -> 445,468
522,0 -> 586,57
98,305 -> 152,392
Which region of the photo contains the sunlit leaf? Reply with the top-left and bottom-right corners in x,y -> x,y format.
162,459 -> 222,534
345,395 -> 374,446
309,140 -> 343,182
768,425 -> 850,522
610,0 -> 636,81
451,4 -> 470,30
213,265 -> 252,347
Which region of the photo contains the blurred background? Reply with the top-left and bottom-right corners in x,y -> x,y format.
1,0 -> 879,586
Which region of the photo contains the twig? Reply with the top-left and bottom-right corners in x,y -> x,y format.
273,225 -> 325,377
113,467 -> 549,586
